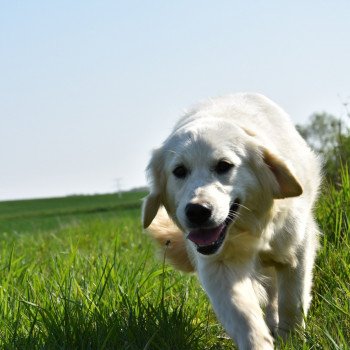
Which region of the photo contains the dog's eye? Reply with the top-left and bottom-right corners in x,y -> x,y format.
173,165 -> 188,179
215,160 -> 234,174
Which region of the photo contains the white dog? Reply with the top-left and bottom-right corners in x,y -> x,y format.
142,93 -> 321,350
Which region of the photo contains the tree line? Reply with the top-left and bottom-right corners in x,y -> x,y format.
296,106 -> 350,185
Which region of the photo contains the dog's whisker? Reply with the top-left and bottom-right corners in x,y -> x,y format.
228,231 -> 248,242
237,203 -> 252,213
227,212 -> 239,220
168,149 -> 181,157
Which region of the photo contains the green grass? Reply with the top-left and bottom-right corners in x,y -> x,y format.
0,192 -> 146,233
0,178 -> 349,349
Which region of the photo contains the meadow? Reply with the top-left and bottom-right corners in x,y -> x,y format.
0,173 -> 349,349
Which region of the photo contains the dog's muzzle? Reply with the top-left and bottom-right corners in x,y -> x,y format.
186,199 -> 240,255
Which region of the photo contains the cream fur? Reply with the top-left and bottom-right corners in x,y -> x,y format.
143,93 -> 321,350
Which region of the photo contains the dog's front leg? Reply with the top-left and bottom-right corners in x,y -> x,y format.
198,260 -> 274,350
276,230 -> 318,338
276,256 -> 313,338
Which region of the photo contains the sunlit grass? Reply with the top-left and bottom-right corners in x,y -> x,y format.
0,178 -> 349,349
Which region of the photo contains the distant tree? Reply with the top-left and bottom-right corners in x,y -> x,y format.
296,112 -> 350,184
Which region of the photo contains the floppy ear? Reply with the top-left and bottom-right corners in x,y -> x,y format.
142,148 -> 164,228
142,194 -> 161,229
263,149 -> 303,199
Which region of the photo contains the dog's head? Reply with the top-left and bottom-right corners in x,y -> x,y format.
143,118 -> 302,256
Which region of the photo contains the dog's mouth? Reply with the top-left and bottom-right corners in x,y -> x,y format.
187,199 -> 240,255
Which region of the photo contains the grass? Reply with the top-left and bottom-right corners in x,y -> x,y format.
0,175 -> 349,349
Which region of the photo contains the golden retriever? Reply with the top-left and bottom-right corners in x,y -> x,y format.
142,93 -> 321,350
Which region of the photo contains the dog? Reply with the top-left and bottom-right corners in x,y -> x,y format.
142,93 -> 321,350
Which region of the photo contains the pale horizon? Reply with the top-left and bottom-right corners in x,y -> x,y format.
1,1 -> 350,201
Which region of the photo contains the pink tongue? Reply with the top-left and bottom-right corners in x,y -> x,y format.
187,224 -> 225,245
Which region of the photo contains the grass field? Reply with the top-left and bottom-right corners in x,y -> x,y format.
0,173 -> 349,349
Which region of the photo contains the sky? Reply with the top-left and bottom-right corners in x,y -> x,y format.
1,1 -> 350,201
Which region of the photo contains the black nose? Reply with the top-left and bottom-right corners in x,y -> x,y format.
185,203 -> 212,226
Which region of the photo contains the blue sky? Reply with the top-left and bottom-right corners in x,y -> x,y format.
1,1 -> 349,200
